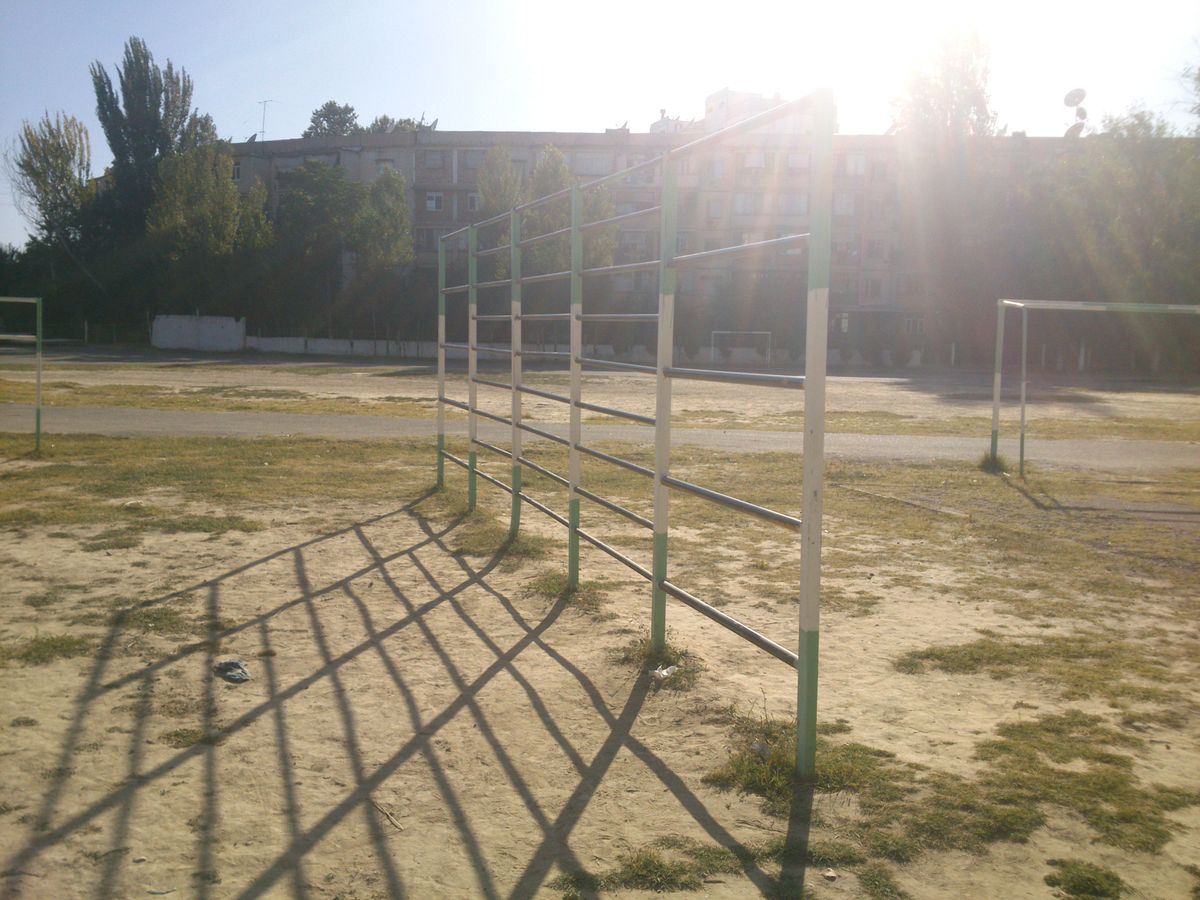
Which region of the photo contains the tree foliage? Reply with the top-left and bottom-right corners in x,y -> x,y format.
90,36 -> 217,231
303,101 -> 360,138
892,32 -> 1001,140
365,113 -> 436,134
8,112 -> 93,244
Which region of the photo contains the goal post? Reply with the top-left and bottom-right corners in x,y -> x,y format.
0,296 -> 43,453
709,330 -> 772,365
990,298 -> 1200,475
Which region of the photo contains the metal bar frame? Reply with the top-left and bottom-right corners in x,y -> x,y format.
989,297 -> 1200,470
0,296 -> 42,453
435,92 -> 834,778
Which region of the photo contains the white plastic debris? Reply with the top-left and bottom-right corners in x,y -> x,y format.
652,664 -> 678,681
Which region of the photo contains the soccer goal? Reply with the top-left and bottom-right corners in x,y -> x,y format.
0,296 -> 43,452
710,330 -> 772,365
990,298 -> 1200,476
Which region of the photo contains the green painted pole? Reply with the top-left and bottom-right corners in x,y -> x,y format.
436,242 -> 446,488
510,211 -> 524,538
567,187 -> 584,589
797,89 -> 835,781
651,159 -> 679,652
1019,307 -> 1028,478
467,226 -> 478,512
34,297 -> 42,454
989,300 -> 1006,463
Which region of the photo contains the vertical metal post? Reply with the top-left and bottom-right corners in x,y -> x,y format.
467,226 -> 479,511
567,187 -> 584,589
1019,307 -> 1028,478
510,212 -> 524,537
797,89 -> 834,780
989,300 -> 1006,462
436,242 -> 446,488
651,159 -> 679,652
34,297 -> 42,454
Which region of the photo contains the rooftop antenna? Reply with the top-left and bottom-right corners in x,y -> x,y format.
258,99 -> 276,141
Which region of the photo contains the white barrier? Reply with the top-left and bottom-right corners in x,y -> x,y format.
151,315 -> 245,352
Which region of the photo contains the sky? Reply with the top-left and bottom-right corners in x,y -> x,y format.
1,0 -> 1196,247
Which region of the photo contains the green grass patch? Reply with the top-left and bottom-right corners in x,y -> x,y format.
894,631 -> 1176,704
159,727 -> 223,749
1044,858 -> 1127,898
613,632 -> 703,691
8,717 -> 37,727
0,634 -> 94,666
857,861 -> 911,899
522,570 -> 612,617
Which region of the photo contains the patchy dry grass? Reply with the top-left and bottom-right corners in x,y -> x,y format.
0,634 -> 94,666
1044,858 -> 1128,898
613,632 -> 704,692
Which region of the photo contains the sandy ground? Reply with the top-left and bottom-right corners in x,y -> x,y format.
1,352 -> 1198,898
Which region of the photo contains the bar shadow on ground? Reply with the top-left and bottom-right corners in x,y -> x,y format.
2,487 -> 808,898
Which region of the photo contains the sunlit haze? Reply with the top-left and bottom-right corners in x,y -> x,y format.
2,0 -> 1196,245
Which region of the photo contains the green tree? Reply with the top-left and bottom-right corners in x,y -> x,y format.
364,113 -> 436,134
892,31 -> 1001,139
90,36 -> 217,232
8,112 -> 93,244
146,143 -> 272,315
303,101 -> 359,138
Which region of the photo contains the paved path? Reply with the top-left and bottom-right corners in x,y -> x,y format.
3,403 -> 1197,470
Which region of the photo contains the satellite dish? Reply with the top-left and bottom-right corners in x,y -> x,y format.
1075,106 -> 1087,121
246,133 -> 257,142
1064,88 -> 1086,107
1064,122 -> 1085,138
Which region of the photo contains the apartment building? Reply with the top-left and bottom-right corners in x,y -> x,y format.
230,91 -> 1032,356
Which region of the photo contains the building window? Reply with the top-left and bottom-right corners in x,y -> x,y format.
787,152 -> 809,170
833,312 -> 850,333
706,198 -> 724,219
232,161 -> 241,182
463,149 -> 485,169
742,150 -> 766,169
376,158 -> 395,173
834,191 -> 855,217
905,316 -> 925,335
777,192 -> 808,215
467,192 -> 481,212
426,192 -> 444,212
677,232 -> 693,253
870,160 -> 888,182
866,238 -> 885,260
424,151 -> 444,168
709,158 -> 725,180
844,154 -> 866,176
733,193 -> 756,215
573,152 -> 610,176
864,277 -> 883,301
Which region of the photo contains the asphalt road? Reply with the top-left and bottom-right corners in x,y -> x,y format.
4,403 -> 1197,470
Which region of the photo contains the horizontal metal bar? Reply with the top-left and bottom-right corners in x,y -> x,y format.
442,284 -> 470,295
473,407 -> 512,427
520,313 -> 572,321
576,486 -> 653,529
520,349 -> 570,360
577,528 -> 652,581
520,491 -> 570,528
473,243 -> 512,258
0,333 -> 36,341
474,438 -> 512,460
516,455 -> 568,488
578,356 -> 656,375
659,579 -> 798,668
514,186 -> 573,215
475,466 -> 513,494
578,155 -> 665,193
576,313 -> 659,322
0,297 -> 39,304
473,314 -> 512,322
575,443 -> 654,479
442,210 -> 511,240
521,270 -> 571,286
439,449 -> 469,470
663,95 -> 813,163
515,383 -> 569,404
520,225 -> 571,247
580,205 -> 662,231
474,279 -> 511,291
664,366 -> 805,389
520,420 -> 570,447
440,396 -> 469,411
441,343 -> 515,356
673,233 -> 809,267
578,399 -> 655,426
442,342 -> 470,352
472,376 -> 513,391
1000,298 -> 1200,314
581,259 -> 661,277
663,475 -> 802,530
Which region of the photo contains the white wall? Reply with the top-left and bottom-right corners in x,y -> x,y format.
152,315 -> 246,352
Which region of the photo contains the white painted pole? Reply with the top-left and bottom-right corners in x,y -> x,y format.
436,240 -> 446,488
1020,307 -> 1028,478
567,188 -> 584,588
467,226 -> 479,510
989,300 -> 1006,462
510,211 -> 524,537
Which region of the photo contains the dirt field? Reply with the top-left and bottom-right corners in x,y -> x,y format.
1,353 -> 1199,898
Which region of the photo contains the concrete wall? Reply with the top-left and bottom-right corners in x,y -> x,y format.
151,315 -> 246,352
